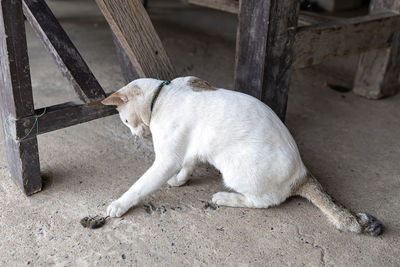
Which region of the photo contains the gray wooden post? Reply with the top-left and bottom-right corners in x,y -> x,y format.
235,0 -> 300,121
0,0 -> 42,194
353,0 -> 400,99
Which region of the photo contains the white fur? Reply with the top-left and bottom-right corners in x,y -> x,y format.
105,77 -> 307,217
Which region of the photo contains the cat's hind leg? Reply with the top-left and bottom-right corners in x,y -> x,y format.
212,192 -> 277,208
167,160 -> 196,187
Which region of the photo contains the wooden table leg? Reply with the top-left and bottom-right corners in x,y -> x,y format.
353,0 -> 400,99
0,0 -> 41,195
235,0 -> 300,121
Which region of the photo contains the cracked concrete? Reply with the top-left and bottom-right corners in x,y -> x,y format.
0,0 -> 399,266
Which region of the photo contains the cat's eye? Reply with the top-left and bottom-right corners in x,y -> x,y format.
125,120 -> 128,123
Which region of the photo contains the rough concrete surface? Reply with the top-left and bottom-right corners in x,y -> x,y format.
0,0 -> 399,266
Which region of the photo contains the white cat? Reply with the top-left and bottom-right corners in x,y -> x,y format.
102,76 -> 382,236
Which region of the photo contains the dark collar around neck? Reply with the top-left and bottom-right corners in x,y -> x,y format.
150,80 -> 170,112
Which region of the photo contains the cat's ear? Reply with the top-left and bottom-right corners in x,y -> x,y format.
101,92 -> 128,106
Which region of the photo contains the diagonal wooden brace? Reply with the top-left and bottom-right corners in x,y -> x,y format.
22,0 -> 107,103
96,0 -> 176,80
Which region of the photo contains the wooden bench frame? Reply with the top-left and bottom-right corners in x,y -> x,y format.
0,0 -> 174,195
0,0 -> 399,195
188,0 -> 400,119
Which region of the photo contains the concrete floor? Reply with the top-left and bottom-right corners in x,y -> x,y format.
1,0 -> 399,266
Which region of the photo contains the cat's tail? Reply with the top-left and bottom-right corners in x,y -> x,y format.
292,173 -> 382,236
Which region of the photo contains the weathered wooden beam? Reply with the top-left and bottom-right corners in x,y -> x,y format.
187,0 -> 239,14
293,12 -> 400,69
354,0 -> 400,99
261,0 -> 300,121
297,11 -> 342,26
186,0 -> 335,26
22,0 -> 106,103
12,101 -> 117,140
96,0 -> 176,80
235,1 -> 270,100
235,0 -> 299,121
0,0 -> 41,195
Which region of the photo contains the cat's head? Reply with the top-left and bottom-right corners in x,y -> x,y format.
101,79 -> 159,138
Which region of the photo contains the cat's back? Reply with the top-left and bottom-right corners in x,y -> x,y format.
175,77 -> 306,182
166,77 -> 297,151
155,77 -> 292,145
182,78 -> 285,132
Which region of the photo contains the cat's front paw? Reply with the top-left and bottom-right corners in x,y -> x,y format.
107,200 -> 129,217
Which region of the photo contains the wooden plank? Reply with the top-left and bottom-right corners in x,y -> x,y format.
13,101 -> 117,140
186,0 -> 335,26
96,0 -> 176,80
22,0 -> 106,103
370,0 -> 400,12
111,32 -> 140,83
187,0 -> 239,14
235,0 -> 299,121
297,11 -> 342,26
0,0 -> 41,195
293,12 -> 400,69
354,0 -> 400,99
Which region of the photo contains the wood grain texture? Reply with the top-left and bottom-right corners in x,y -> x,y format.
354,0 -> 400,99
96,0 -> 176,80
297,11 -> 342,26
187,0 -> 239,13
186,0 -> 334,26
13,101 -> 117,140
235,0 -> 271,99
261,0 -> 300,121
235,0 -> 299,121
0,0 -> 41,195
22,0 -> 106,103
294,12 -> 400,69
0,1 -> 34,119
